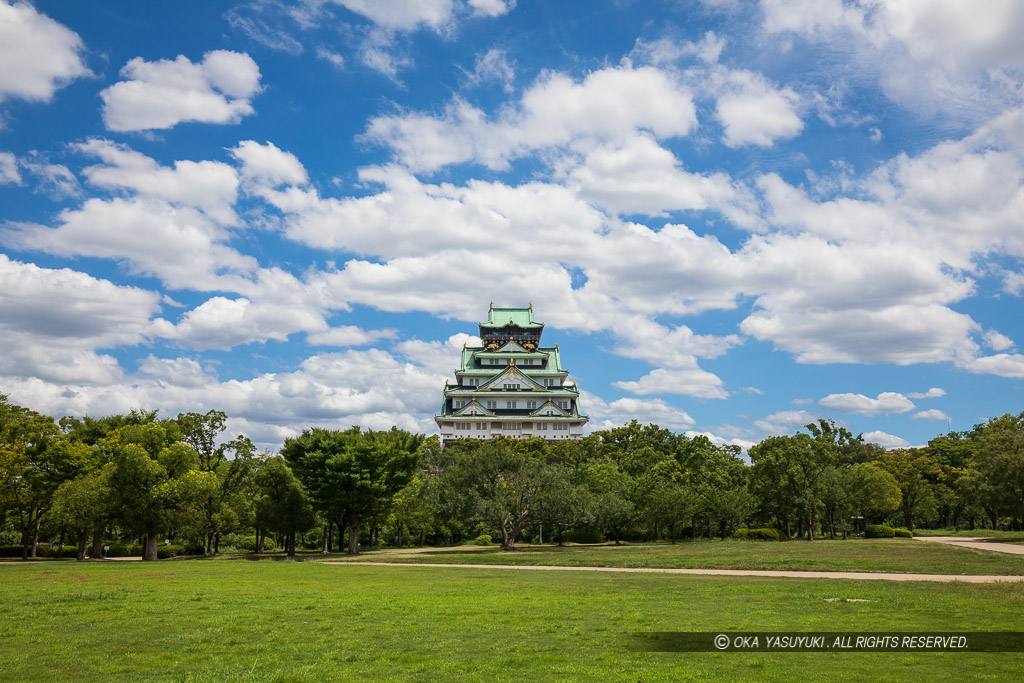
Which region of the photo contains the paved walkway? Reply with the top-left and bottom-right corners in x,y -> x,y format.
326,561 -> 1024,583
913,536 -> 1024,555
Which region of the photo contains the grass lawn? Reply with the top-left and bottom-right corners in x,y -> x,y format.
2,559 -> 1024,681
320,538 -> 1024,575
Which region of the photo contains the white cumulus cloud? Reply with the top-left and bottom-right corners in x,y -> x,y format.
101,50 -> 262,132
0,1 -> 89,103
818,391 -> 916,416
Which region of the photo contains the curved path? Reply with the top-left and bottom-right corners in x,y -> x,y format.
913,536 -> 1024,555
326,561 -> 1024,583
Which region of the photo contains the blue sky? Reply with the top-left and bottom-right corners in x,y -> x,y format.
1,0 -> 1023,451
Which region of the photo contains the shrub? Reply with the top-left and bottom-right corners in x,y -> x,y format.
893,527 -> 913,538
752,528 -> 784,541
734,528 -> 783,541
563,528 -> 603,544
0,545 -> 79,558
864,524 -> 896,538
157,544 -> 187,559
474,534 -> 492,546
104,543 -> 142,557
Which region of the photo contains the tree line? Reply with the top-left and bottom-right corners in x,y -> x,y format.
2,392 -> 1023,560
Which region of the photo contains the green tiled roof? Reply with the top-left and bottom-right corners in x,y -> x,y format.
480,306 -> 544,329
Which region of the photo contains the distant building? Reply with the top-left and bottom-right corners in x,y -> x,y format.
435,304 -> 588,444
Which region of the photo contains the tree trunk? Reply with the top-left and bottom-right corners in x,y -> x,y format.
143,532 -> 159,561
57,529 -> 66,560
327,524 -> 333,552
257,529 -> 265,554
30,509 -> 43,558
538,524 -> 543,545
76,531 -> 89,561
88,527 -> 103,559
206,531 -> 214,556
323,525 -> 330,553
214,533 -> 220,554
786,519 -> 792,540
287,531 -> 296,558
348,518 -> 360,555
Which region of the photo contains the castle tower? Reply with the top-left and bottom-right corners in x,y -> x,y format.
435,304 -> 588,444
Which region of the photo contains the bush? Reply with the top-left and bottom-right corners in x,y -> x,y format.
0,531 -> 21,545
864,524 -> 896,538
474,534 -> 492,546
0,545 -> 79,558
104,543 -> 142,557
36,545 -> 78,558
893,527 -> 913,538
157,544 -> 188,559
563,528 -> 604,544
733,528 -> 783,541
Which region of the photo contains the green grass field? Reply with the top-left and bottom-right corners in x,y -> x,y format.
2,556 -> 1024,681
321,538 -> 1024,575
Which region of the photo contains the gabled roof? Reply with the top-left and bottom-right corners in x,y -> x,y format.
530,400 -> 570,417
496,340 -> 528,353
477,365 -> 546,391
454,400 -> 493,416
480,305 -> 543,329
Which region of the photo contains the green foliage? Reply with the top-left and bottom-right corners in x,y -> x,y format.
734,527 -> 783,541
563,527 -> 603,543
474,534 -> 492,545
893,527 -> 913,538
104,544 -> 142,557
281,426 -> 424,554
254,457 -> 315,546
442,437 -> 551,550
863,524 -> 895,538
156,544 -> 190,559
220,533 -> 277,552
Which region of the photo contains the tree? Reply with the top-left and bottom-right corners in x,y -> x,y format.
749,433 -> 833,539
1,396 -> 88,559
581,460 -> 633,544
51,465 -> 113,560
254,457 -> 314,557
974,412 -> 1024,528
105,421 -> 214,560
822,463 -> 901,538
873,450 -> 937,531
109,443 -> 169,561
443,438 -> 550,550
533,463 -> 593,545
282,427 -> 424,554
